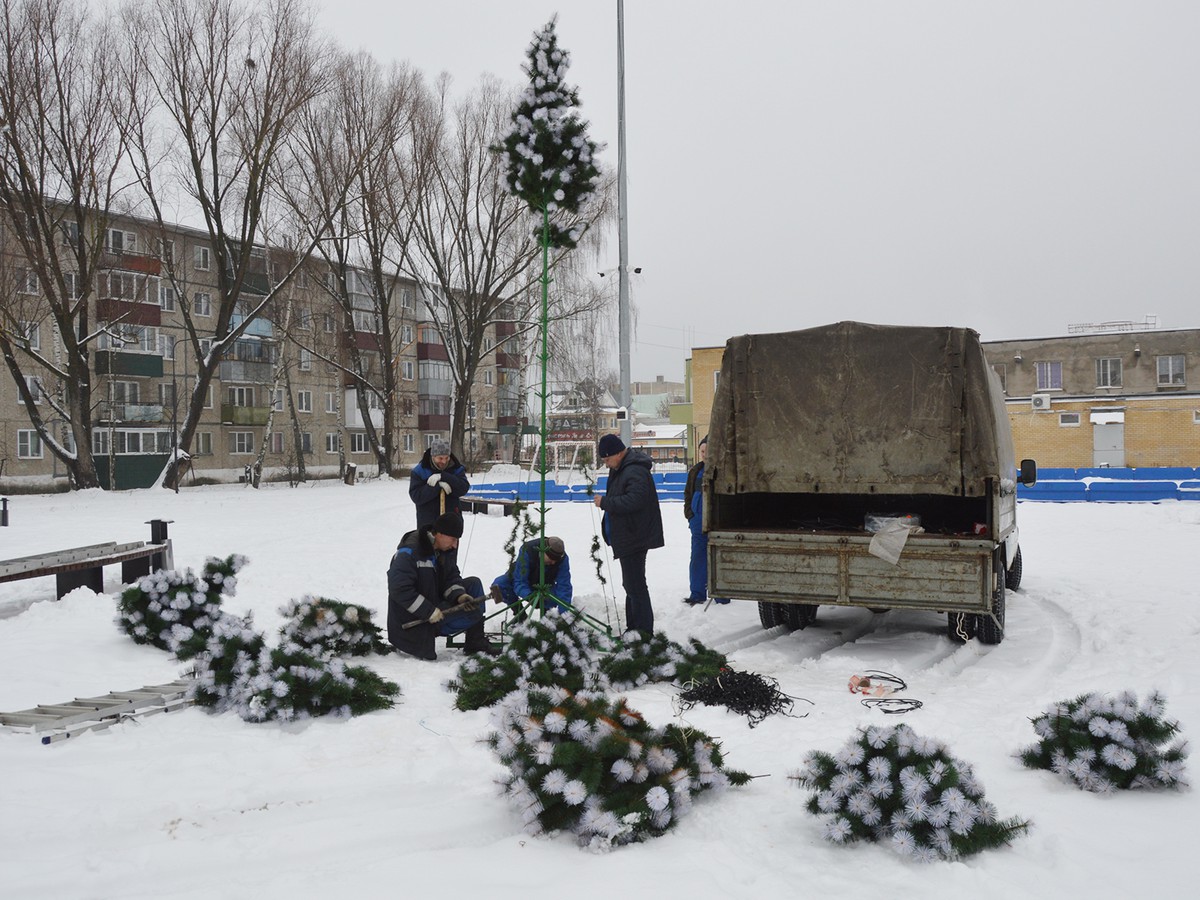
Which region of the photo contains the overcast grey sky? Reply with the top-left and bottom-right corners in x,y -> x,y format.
316,1 -> 1200,382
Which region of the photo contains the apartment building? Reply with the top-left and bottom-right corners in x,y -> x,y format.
1,212 -> 513,490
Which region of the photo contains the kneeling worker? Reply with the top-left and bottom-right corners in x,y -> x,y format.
387,512 -> 500,660
491,536 -> 572,618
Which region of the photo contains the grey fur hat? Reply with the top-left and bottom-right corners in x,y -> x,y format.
430,439 -> 451,457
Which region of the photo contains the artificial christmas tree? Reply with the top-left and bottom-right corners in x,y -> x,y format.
1020,690 -> 1188,792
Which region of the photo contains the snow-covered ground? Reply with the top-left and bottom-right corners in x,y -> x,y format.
1,481 -> 1197,899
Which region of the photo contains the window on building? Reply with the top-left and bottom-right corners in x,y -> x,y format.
18,429 -> 43,459
1157,354 -> 1186,387
323,313 -> 335,333
204,384 -> 214,409
1096,358 -> 1122,388
17,268 -> 39,295
1193,410 -> 1200,425
270,389 -> 283,412
484,369 -> 493,386
485,401 -> 494,419
325,432 -> 339,453
401,397 -> 414,417
1036,361 -> 1063,391
350,432 -> 368,453
22,376 -> 42,404
299,348 -> 312,371
1059,412 -> 1081,427
193,292 -> 212,316
18,321 -> 40,350
229,431 -> 254,454
300,432 -> 312,454
158,333 -> 175,360
92,430 -> 109,456
64,272 -> 80,299
297,390 -> 312,413
228,386 -> 255,407
269,432 -> 284,454
105,229 -> 136,254
156,238 -> 175,262
196,432 -> 212,455
194,245 -> 210,271
62,221 -> 80,247
112,381 -> 139,405
402,324 -> 413,344
298,308 -> 311,330
160,284 -> 177,311
325,391 -> 337,413
401,360 -> 414,381
403,433 -> 414,453
352,309 -> 376,333
159,382 -> 176,407
400,288 -> 414,310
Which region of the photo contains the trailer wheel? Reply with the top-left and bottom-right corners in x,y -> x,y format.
1005,546 -> 1023,591
974,577 -> 1006,645
947,612 -> 975,643
780,603 -> 819,631
757,602 -> 779,630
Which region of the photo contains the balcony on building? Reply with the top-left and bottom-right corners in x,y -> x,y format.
96,296 -> 161,327
345,389 -> 385,429
342,329 -> 381,353
99,250 -> 162,276
220,403 -> 270,426
96,402 -> 165,424
495,351 -> 521,369
417,326 -> 449,361
219,358 -> 274,383
93,349 -> 164,378
229,304 -> 275,338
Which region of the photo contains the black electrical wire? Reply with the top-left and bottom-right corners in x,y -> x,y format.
677,668 -> 812,728
860,697 -> 924,714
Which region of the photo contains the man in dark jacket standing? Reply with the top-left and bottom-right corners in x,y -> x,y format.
409,439 -> 470,529
386,512 -> 499,660
593,433 -> 664,636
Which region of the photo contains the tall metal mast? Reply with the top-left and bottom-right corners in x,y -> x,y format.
616,0 -> 632,445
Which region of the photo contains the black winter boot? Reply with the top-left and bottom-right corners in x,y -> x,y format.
463,622 -> 501,656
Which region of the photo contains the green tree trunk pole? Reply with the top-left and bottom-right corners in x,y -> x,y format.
536,206 -> 550,612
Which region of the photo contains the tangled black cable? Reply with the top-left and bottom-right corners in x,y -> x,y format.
677,667 -> 812,728
861,697 -> 924,715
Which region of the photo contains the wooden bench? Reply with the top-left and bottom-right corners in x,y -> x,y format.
459,496 -> 518,517
0,520 -> 174,599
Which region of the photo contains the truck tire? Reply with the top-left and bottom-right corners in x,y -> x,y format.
780,602 -> 819,631
974,579 -> 1006,645
947,612 -> 975,643
1006,546 -> 1023,591
757,601 -> 779,630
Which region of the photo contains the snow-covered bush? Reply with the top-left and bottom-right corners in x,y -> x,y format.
277,596 -> 390,658
796,724 -> 1029,862
450,611 -> 604,711
599,631 -> 726,691
191,611 -> 399,723
489,685 -> 750,850
114,554 -> 247,659
1020,690 -> 1188,792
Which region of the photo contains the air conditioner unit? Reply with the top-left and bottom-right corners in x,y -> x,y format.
1031,393 -> 1052,411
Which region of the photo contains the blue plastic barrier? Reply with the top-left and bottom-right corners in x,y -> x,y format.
1087,481 -> 1179,502
1179,481 -> 1200,501
1018,481 -> 1088,502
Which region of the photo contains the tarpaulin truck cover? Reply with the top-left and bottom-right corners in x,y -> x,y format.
707,321 -> 1013,499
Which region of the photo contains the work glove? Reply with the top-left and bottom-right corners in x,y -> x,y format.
427,607 -> 445,624
439,481 -> 453,495
426,473 -> 442,487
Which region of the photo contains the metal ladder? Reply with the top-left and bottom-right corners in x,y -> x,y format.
0,679 -> 194,745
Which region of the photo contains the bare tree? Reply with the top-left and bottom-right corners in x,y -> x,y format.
399,75 -> 613,458
123,0 -> 327,489
0,0 -> 133,489
278,50 -> 420,478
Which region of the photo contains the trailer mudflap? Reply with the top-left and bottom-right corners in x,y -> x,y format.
709,530 -> 996,614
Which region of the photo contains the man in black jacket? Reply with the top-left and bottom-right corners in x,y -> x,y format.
593,433 -> 664,635
386,512 -> 499,660
408,439 -> 470,529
